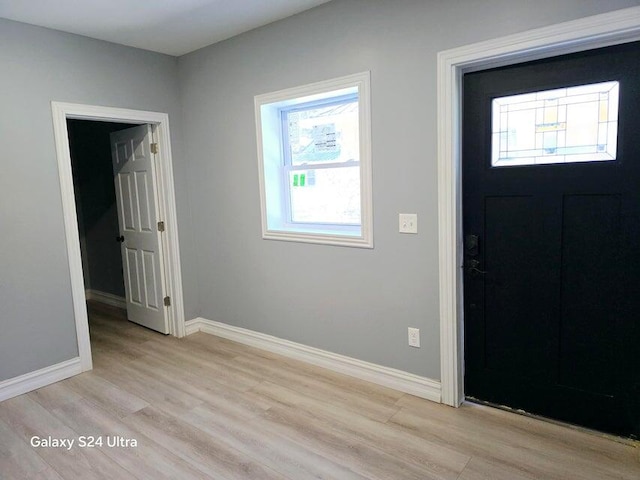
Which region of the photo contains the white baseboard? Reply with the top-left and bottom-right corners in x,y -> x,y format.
85,289 -> 126,309
0,358 -> 82,402
184,319 -> 202,336
185,317 -> 441,403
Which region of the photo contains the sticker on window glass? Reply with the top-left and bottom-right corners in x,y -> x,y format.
491,81 -> 619,167
312,124 -> 337,152
291,172 -> 312,188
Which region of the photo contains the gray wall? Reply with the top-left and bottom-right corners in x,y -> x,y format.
68,120 -> 133,298
2,0 -> 639,386
0,19 -> 199,381
178,0 -> 640,380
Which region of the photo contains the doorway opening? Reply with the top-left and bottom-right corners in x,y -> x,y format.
52,103 -> 186,373
68,120 -> 171,347
69,120 -> 134,313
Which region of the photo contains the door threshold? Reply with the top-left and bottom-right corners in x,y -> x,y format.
465,397 -> 639,446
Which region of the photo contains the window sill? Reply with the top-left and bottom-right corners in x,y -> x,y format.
263,230 -> 373,249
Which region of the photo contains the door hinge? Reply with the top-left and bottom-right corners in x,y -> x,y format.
164,296 -> 171,307
150,143 -> 159,154
157,221 -> 165,232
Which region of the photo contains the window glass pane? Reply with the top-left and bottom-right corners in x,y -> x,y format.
289,166 -> 361,224
287,100 -> 359,166
491,81 -> 619,167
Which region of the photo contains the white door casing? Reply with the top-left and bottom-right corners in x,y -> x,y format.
52,102 -> 186,373
111,125 -> 169,334
437,7 -> 640,407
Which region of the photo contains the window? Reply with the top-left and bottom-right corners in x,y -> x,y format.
255,72 -> 372,247
492,81 -> 619,167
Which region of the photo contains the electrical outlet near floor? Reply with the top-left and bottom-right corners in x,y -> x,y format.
408,327 -> 420,348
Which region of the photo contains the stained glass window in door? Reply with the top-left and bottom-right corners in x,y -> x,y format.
492,81 -> 619,166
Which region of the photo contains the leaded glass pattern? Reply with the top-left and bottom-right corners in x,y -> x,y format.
491,81 -> 619,167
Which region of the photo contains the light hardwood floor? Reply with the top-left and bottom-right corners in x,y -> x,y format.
1,302 -> 638,479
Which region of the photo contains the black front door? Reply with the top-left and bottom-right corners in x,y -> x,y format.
463,42 -> 640,437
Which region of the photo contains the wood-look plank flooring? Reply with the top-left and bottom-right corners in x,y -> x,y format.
1,301 -> 638,479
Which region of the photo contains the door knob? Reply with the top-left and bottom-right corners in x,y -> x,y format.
116,235 -> 125,243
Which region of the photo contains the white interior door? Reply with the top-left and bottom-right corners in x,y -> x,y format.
110,125 -> 169,334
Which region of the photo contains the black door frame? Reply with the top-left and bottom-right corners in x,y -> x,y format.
436,7 -> 640,408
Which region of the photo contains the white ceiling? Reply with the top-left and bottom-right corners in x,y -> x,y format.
0,0 -> 332,56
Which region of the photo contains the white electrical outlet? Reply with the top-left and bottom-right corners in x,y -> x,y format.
399,213 -> 418,234
408,327 -> 420,348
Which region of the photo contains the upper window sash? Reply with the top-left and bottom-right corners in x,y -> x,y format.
280,93 -> 359,168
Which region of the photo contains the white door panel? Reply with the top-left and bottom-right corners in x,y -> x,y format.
110,125 -> 168,334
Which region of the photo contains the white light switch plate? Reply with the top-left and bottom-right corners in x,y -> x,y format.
399,213 -> 418,234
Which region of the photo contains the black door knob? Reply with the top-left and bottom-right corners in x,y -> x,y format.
116,235 -> 125,243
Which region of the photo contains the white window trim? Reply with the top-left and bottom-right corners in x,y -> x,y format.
255,71 -> 373,248
437,6 -> 640,408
